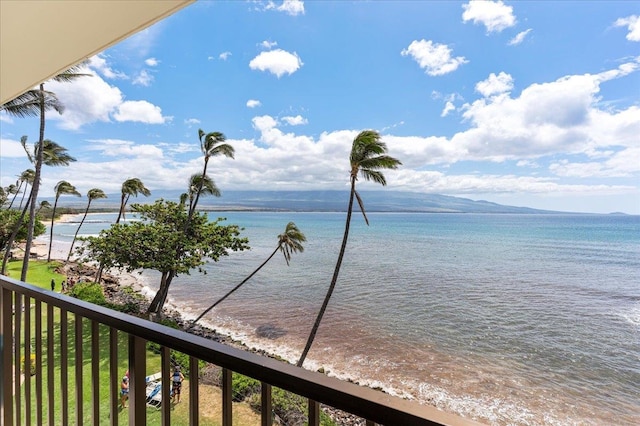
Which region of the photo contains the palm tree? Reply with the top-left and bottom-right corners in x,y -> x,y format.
188,222 -> 306,330
296,130 -> 401,367
36,201 -> 51,215
4,184 -> 19,209
116,178 -> 151,224
186,173 -> 220,213
1,64 -> 88,281
66,188 -> 106,262
47,181 -> 81,262
189,129 -> 234,218
0,139 -> 76,274
16,169 -> 36,210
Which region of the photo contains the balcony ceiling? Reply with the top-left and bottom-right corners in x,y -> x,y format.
0,0 -> 194,104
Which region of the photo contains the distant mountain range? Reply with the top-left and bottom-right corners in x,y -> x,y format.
52,190 -> 566,214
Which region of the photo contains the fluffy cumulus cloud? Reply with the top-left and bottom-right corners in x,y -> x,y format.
260,40 -> 278,49
262,0 -> 305,16
441,101 -> 456,117
509,29 -> 532,46
462,0 -> 516,33
246,99 -> 262,108
475,72 -> 514,97
113,100 -> 170,124
89,54 -> 128,80
614,15 -> 640,41
0,138 -> 25,157
249,49 -> 303,77
219,51 -> 232,60
281,115 -> 308,126
401,40 -> 468,76
133,70 -> 154,86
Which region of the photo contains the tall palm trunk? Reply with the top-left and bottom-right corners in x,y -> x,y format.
188,246 -> 280,330
189,157 -> 210,219
148,271 -> 175,315
8,182 -> 22,210
116,193 -> 127,224
297,178 -> 356,367
21,83 -> 46,281
17,182 -> 29,210
1,188 -> 33,274
47,196 -> 62,262
66,200 -> 91,262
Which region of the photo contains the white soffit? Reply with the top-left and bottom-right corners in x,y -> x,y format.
0,0 -> 194,104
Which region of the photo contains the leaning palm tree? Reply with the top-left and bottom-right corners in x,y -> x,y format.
188,221 -> 306,331
1,64 -> 88,281
66,188 -> 106,262
116,178 -> 151,224
47,181 -> 81,262
0,138 -> 76,274
36,200 -> 51,215
296,130 -> 401,367
4,184 -> 19,209
189,129 -> 234,218
186,173 -> 220,213
16,169 -> 36,210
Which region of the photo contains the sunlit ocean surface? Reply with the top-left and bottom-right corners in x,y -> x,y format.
49,212 -> 640,425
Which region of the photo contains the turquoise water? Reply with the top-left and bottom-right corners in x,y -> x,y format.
49,212 -> 640,425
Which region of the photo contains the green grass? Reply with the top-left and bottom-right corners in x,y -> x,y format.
11,259 -> 261,425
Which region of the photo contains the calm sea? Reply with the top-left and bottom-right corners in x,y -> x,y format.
47,212 -> 640,425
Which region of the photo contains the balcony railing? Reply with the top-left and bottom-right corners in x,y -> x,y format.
1,275 -> 479,425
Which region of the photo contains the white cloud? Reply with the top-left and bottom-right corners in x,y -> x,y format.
441,101 -> 456,117
614,15 -> 640,42
246,99 -> 262,108
401,40 -> 468,76
550,147 -> 640,178
0,113 -> 13,124
509,29 -> 532,46
260,40 -> 278,49
281,115 -> 308,126
89,54 -> 128,80
462,0 -> 516,33
87,138 -> 164,159
184,118 -> 201,127
113,101 -> 171,124
132,70 -> 154,86
263,0 -> 305,16
145,57 -> 159,67
219,51 -> 232,60
475,72 -> 514,97
249,49 -> 303,77
0,138 -> 25,157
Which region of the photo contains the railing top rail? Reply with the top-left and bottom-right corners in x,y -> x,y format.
1,275 -> 481,426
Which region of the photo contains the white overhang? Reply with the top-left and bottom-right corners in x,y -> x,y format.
0,0 -> 194,104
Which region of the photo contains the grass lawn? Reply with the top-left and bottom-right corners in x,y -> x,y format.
11,259 -> 261,425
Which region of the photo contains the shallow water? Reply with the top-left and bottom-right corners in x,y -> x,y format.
50,212 -> 640,425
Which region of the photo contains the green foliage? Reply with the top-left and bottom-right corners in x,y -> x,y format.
69,281 -> 106,305
0,209 -> 46,252
80,199 -> 249,276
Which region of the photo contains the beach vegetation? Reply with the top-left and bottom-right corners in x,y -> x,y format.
116,177 -> 151,224
189,221 -> 306,330
0,210 -> 46,254
1,65 -> 88,282
78,199 -> 250,315
47,180 -> 81,261
1,138 -> 76,275
297,130 -> 401,367
68,281 -> 107,305
66,188 -> 107,262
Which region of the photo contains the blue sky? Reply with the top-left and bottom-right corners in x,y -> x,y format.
1,0 -> 639,214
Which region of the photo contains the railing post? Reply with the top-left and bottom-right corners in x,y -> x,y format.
129,334 -> 147,425
91,320 -> 100,425
1,286 -> 14,426
261,382 -> 272,426
47,303 -> 54,426
75,314 -> 83,425
221,368 -> 232,426
190,356 -> 200,426
308,399 -> 320,426
110,328 -> 118,426
24,295 -> 31,426
60,309 -> 69,425
35,300 -> 42,424
14,294 -> 21,426
161,346 -> 171,426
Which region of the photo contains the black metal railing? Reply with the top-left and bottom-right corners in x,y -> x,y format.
1,275 -> 480,425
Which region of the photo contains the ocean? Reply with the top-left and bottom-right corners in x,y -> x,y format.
46,212 -> 640,425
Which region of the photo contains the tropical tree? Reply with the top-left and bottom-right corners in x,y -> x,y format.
296,130 -> 401,367
188,221 -> 306,330
36,200 -> 51,215
182,173 -> 220,213
2,184 -> 18,209
189,129 -> 234,218
116,178 -> 151,224
0,138 -> 76,274
16,169 -> 36,210
47,180 -> 81,261
79,200 -> 249,315
0,210 -> 45,255
66,188 -> 106,262
1,64 -> 88,281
